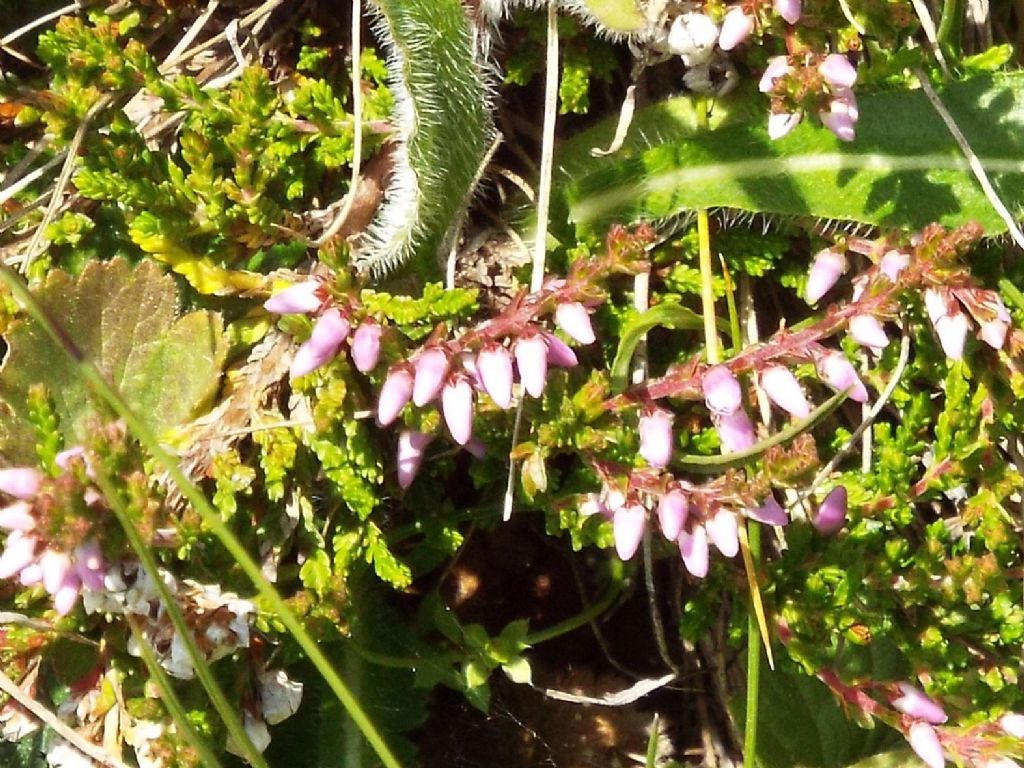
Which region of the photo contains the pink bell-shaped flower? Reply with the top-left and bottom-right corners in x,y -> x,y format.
515,333 -> 549,398
350,321 -> 383,373
924,288 -> 950,324
718,7 -> 754,50
893,683 -> 948,725
817,351 -> 868,402
907,722 -> 945,768
748,496 -> 789,526
396,431 -> 432,490
442,375 -> 475,446
819,54 -> 857,88
613,504 -> 646,561
543,332 -> 579,368
0,533 -> 37,579
806,248 -> 847,304
1000,712 -> 1024,738
0,502 -> 34,532
40,550 -> 71,596
639,408 -> 674,468
74,540 -> 105,592
0,468 -> 42,500
290,308 -> 350,379
934,312 -> 970,360
759,55 -> 792,93
477,343 -> 514,409
760,366 -> 810,418
703,365 -> 742,415
657,490 -> 689,540
768,111 -> 802,140
706,508 -> 739,557
412,347 -> 450,406
981,318 -> 1010,349
821,106 -> 856,142
849,315 -> 889,350
773,0 -> 801,23
678,525 -> 709,578
813,486 -> 848,534
879,250 -> 910,282
52,573 -> 81,616
714,408 -> 757,453
377,367 -> 414,427
264,281 -> 323,315
555,302 -> 596,345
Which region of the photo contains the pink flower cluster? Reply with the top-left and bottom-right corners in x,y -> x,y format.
719,0 -> 802,52
264,280 -> 383,379
0,463 -> 106,616
760,53 -> 860,142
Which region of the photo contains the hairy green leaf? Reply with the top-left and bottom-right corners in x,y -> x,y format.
0,258 -> 226,463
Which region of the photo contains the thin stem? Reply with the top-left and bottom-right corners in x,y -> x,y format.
0,265 -> 403,768
0,3 -> 79,47
642,531 -> 681,674
92,467 -> 268,768
531,1 -> 559,293
696,97 -> 719,365
937,0 -> 963,51
743,521 -> 762,768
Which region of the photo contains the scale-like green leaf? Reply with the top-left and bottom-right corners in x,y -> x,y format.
563,74 -> 1024,236
0,258 -> 227,463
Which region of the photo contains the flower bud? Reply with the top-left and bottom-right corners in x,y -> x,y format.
706,508 -> 739,557
639,408 -> 674,468
760,366 -> 810,418
748,496 -> 788,526
981,319 -> 1010,349
768,111 -> 802,140
19,563 -> 41,586
555,302 -> 596,345
0,502 -> 34,532
934,312 -> 970,360
264,281 -> 322,315
464,437 -> 487,460
350,321 -> 383,373
613,504 -> 646,561
821,104 -> 856,142
0,468 -> 42,500
0,533 -> 37,579
907,722 -> 945,768
543,332 -> 579,368
678,525 -> 709,578
377,367 -> 414,426
579,494 -> 607,517
667,13 -> 719,67
657,490 -> 689,540
703,365 -> 742,415
442,376 -> 474,445
924,288 -> 949,324
759,56 -> 791,93
1000,713 -> 1024,738
74,540 -> 105,592
397,431 -> 432,490
290,308 -> 350,379
849,315 -> 889,350
893,683 -> 948,725
806,248 -> 847,304
53,574 -> 81,616
515,334 -> 549,398
714,408 -> 757,453
40,550 -> 71,595
412,347 -> 450,406
477,344 -> 514,409
773,0 -> 801,24
817,351 -> 868,402
819,54 -> 857,88
879,250 -> 910,282
813,486 -> 847,535
718,7 -> 754,50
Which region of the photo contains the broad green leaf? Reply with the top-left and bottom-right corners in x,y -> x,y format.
0,258 -> 227,463
563,74 -> 1024,236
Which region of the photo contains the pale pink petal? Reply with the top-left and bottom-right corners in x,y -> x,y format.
442,377 -> 475,445
477,344 -> 514,409
639,408 -> 674,468
893,683 -> 948,725
397,431 -> 432,490
718,8 -> 754,50
761,366 -> 811,418
817,351 -> 869,402
0,533 -> 37,579
1000,712 -> 1024,738
678,525 -> 709,578
813,486 -> 848,535
350,321 -> 383,373
554,302 -> 596,345
981,320 -> 1009,349
19,563 -> 42,586
879,250 -> 910,282
657,490 -> 689,540
773,0 -> 801,24
264,281 -> 322,315
806,248 -> 847,304
706,509 -> 739,557
907,722 -> 945,768
819,54 -> 857,88
579,494 -> 607,518
759,56 -> 792,93
714,408 -> 757,453
40,550 -> 71,595
464,437 -> 487,459
515,334 -> 549,398
768,111 -> 802,140
543,332 -> 579,368
0,502 -> 34,532
613,505 -> 646,561
52,574 -> 81,616
934,312 -> 970,360
747,496 -> 788,526
290,308 -> 350,379
377,367 -> 414,427
821,109 -> 856,142
74,540 -> 105,592
413,347 -> 450,406
703,365 -> 742,415
0,468 -> 42,500
849,315 -> 889,349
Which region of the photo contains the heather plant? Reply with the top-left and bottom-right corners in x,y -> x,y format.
0,1 -> 1022,767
